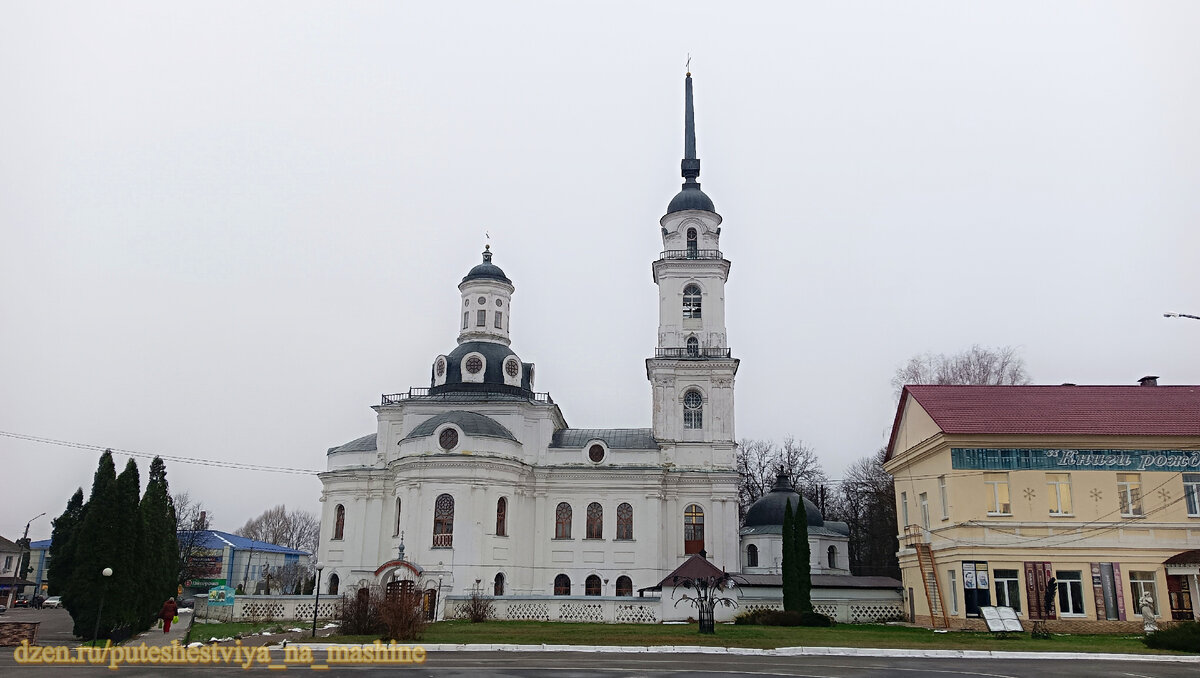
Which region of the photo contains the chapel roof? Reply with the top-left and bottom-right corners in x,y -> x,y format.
550,428 -> 658,450
327,433 -> 378,455
402,410 -> 519,444
742,474 -> 827,529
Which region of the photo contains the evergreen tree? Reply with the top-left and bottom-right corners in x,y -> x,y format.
47,489 -> 85,596
139,457 -> 178,631
794,497 -> 814,613
113,459 -> 143,630
781,500 -> 798,611
65,451 -> 121,639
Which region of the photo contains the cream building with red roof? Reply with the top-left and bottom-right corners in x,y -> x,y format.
884,378 -> 1200,631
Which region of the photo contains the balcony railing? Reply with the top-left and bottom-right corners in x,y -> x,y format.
658,249 -> 724,261
382,387 -> 555,406
654,347 -> 732,359
432,533 -> 453,548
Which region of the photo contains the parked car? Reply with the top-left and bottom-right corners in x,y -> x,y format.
13,597 -> 29,608
42,596 -> 63,609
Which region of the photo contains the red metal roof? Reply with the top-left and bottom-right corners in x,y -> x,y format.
886,385 -> 1200,461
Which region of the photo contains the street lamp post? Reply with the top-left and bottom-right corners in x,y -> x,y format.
92,567 -> 113,645
310,562 -> 323,638
6,512 -> 45,609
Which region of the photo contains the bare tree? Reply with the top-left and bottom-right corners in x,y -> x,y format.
891,344 -> 1031,395
173,491 -> 216,587
736,436 -> 828,519
236,505 -> 319,555
823,448 -> 900,578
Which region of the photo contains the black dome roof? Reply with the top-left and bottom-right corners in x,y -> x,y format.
743,475 -> 823,527
431,341 -> 534,394
462,247 -> 511,284
666,183 -> 715,215
403,411 -> 518,443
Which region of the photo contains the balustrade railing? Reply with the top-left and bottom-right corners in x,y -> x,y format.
654,347 -> 732,359
658,249 -> 724,260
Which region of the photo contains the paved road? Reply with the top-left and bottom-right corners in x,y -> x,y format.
0,605 -> 193,646
0,649 -> 1195,676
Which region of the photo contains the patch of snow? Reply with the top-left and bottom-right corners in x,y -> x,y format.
187,642 -> 204,648
288,628 -> 304,633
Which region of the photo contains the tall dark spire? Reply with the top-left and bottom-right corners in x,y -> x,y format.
681,72 -> 700,184
666,69 -> 716,215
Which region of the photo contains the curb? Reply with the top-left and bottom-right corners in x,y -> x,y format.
273,642 -> 1200,663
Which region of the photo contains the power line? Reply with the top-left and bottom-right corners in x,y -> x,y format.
0,431 -> 321,476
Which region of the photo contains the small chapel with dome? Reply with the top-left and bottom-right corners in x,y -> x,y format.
315,72 -> 901,623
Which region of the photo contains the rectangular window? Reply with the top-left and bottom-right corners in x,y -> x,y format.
900,492 -> 909,527
948,569 -> 959,615
939,475 -> 949,519
1130,571 -> 1159,616
1117,473 -> 1143,516
984,473 -> 1010,515
1185,473 -> 1200,517
994,569 -> 1021,612
462,312 -> 468,330
476,310 -> 486,327
1057,571 -> 1085,616
919,492 -> 930,530
2,556 -> 11,571
1046,473 -> 1072,515
495,311 -> 503,329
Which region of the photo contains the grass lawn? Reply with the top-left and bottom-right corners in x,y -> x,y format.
320,620 -> 1191,655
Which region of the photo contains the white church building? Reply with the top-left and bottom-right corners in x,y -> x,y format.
316,74 -> 902,623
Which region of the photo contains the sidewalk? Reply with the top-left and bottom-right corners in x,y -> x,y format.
130,610 -> 190,647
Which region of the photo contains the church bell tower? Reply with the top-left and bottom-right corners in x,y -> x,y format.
646,71 -> 738,452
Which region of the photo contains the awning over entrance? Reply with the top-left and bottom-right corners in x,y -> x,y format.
1165,549 -> 1200,576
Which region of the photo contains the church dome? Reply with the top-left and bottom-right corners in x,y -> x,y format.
666,183 -> 716,214
431,341 -> 534,394
743,474 -> 823,528
462,246 -> 511,284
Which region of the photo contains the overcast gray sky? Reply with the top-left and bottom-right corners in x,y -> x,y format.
3,1 -> 1198,542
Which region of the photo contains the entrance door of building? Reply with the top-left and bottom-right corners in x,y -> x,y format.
1167,575 -> 1193,621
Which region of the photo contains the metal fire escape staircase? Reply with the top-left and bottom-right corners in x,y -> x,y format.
905,525 -> 950,628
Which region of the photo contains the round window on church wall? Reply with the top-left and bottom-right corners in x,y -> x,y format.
495,299 -> 503,307
588,444 -> 605,463
465,356 -> 483,374
439,428 -> 459,450
505,360 -> 519,378
477,296 -> 486,305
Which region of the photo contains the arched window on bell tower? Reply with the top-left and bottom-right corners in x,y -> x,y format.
686,336 -> 699,357
686,227 -> 698,257
682,284 -> 702,320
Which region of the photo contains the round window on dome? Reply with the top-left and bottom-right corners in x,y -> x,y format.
465,356 -> 483,374
495,299 -> 503,307
436,359 -> 446,377
439,428 -> 459,450
505,360 -> 519,378
464,299 -> 469,307
588,444 -> 605,463
477,296 -> 486,305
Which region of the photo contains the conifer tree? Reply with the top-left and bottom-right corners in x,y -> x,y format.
781,500 -> 798,611
47,488 -> 85,597
794,497 -> 814,613
113,459 -> 143,630
65,451 -> 121,639
139,457 -> 178,629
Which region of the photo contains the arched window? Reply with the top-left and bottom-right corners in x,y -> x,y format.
616,503 -> 633,540
684,504 -> 705,554
683,390 -> 703,429
828,545 -> 838,569
494,573 -> 505,596
433,494 -> 454,547
555,502 -> 572,539
615,575 -> 633,597
333,504 -> 345,540
683,284 -> 702,319
686,228 -> 698,257
585,574 -> 602,596
327,573 -> 339,595
554,574 -> 571,596
394,498 -> 402,537
747,544 -> 759,568
586,502 -> 603,539
686,336 -> 699,357
496,497 -> 507,537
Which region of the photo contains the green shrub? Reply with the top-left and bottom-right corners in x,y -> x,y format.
732,609 -> 834,627
1143,621 -> 1200,652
